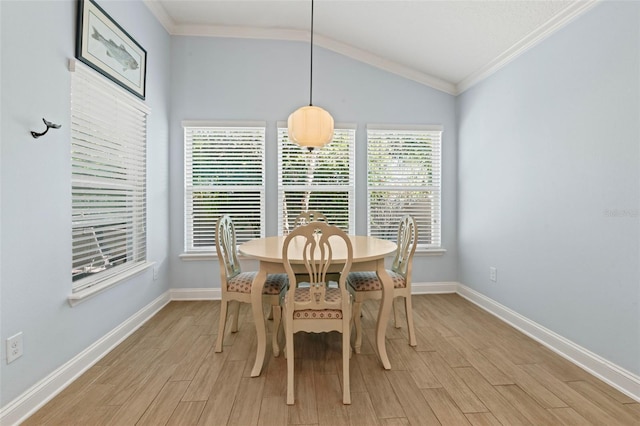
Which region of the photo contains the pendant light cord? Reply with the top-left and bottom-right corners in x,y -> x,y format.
309,0 -> 314,106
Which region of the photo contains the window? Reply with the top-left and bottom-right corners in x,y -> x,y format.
367,125 -> 442,249
277,123 -> 355,234
184,122 -> 265,251
71,61 -> 149,292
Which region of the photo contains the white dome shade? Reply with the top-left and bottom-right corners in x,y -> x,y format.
287,105 -> 334,149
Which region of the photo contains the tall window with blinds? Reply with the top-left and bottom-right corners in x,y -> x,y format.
367,125 -> 442,249
71,62 -> 149,291
277,124 -> 355,235
184,122 -> 265,250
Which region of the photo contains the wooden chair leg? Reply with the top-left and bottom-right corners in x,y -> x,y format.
404,295 -> 417,347
286,316 -> 295,405
393,297 -> 402,328
271,305 -> 281,357
215,299 -> 228,353
352,301 -> 363,354
282,312 -> 287,360
342,317 -> 351,405
230,300 -> 240,333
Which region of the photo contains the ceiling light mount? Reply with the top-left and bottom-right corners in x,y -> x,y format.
287,0 -> 334,151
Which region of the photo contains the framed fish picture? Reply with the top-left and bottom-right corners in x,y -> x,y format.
76,0 -> 147,99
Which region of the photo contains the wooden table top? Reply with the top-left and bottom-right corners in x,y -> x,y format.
238,235 -> 397,263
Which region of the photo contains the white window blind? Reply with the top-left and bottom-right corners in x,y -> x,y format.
184,122 -> 265,250
367,125 -> 442,248
71,62 -> 148,291
277,124 -> 355,235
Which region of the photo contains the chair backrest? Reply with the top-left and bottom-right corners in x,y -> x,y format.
282,221 -> 353,311
294,210 -> 328,227
391,215 -> 418,279
216,215 -> 241,282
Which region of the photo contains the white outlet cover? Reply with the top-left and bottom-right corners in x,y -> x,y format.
6,332 -> 23,364
489,267 -> 497,282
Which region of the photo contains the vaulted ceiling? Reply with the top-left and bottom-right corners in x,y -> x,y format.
143,0 -> 598,94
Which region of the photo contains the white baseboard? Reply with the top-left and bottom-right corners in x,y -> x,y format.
3,282 -> 638,426
457,283 -> 640,402
170,283 -> 456,300
0,292 -> 171,426
170,287 -> 221,300
412,281 -> 458,294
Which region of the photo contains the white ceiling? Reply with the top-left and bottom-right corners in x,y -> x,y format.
143,0 -> 598,94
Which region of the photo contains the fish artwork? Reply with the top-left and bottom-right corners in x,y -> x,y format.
91,27 -> 139,72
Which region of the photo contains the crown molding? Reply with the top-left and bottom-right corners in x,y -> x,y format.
171,24 -> 457,95
144,0 -> 599,96
143,0 -> 176,34
315,34 -> 457,95
142,1 -> 456,95
173,23 -> 308,42
456,0 -> 600,93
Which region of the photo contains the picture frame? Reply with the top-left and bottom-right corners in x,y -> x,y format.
76,0 -> 147,99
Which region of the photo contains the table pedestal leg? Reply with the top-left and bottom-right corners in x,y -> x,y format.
376,261 -> 392,370
250,268 -> 267,377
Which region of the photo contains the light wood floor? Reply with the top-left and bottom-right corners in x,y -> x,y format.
24,294 -> 639,425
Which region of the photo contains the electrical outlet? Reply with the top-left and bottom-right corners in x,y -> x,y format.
6,332 -> 23,364
489,267 -> 497,282
153,266 -> 158,281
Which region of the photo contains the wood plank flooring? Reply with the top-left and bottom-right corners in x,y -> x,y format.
23,294 -> 639,425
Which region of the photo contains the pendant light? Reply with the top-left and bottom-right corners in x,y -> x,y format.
287,0 -> 334,151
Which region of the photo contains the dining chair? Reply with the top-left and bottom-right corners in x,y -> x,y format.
293,210 -> 336,284
214,215 -> 287,355
347,215 -> 418,353
281,221 -> 353,405
294,210 -> 328,227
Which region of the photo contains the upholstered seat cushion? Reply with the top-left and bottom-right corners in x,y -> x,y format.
227,272 -> 287,295
292,287 -> 343,319
347,270 -> 406,291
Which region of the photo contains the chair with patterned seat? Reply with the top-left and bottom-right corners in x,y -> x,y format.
293,211 -> 335,284
214,215 -> 287,356
294,210 -> 328,227
347,215 -> 418,354
281,221 -> 353,405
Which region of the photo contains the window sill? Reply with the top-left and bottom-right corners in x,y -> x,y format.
415,248 -> 447,256
179,252 -> 217,261
180,251 -> 263,261
67,261 -> 155,306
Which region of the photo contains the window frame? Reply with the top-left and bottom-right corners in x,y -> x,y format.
276,122 -> 356,235
183,121 -> 266,253
366,124 -> 442,250
69,59 -> 150,299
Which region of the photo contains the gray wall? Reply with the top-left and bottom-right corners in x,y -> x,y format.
0,0 -> 171,406
168,36 -> 459,289
457,1 -> 640,375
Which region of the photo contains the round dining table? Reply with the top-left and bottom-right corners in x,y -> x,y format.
238,234 -> 397,377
